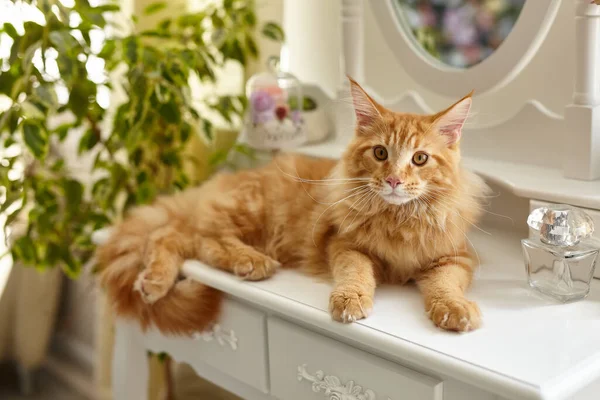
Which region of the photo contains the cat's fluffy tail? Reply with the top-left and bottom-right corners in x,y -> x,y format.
95,204 -> 222,336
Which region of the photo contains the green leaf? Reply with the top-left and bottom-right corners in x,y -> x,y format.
64,179 -> 83,211
211,14 -> 225,29
56,53 -> 75,80
20,101 -> 45,120
156,352 -> 169,363
158,19 -> 171,32
180,122 -> 191,143
51,159 -> 65,172
78,128 -> 99,153
61,247 -> 80,277
244,35 -> 258,58
34,85 -> 58,108
36,210 -> 55,235
131,148 -> 144,166
261,22 -> 285,42
136,171 -> 148,184
22,122 -> 47,158
94,4 -> 121,13
21,22 -> 43,51
13,236 -> 37,265
54,123 -> 74,141
144,2 -> 167,15
0,106 -> 15,132
45,243 -> 61,265
135,181 -> 155,204
5,207 -> 21,227
209,149 -> 228,167
91,177 -> 110,197
89,213 -> 110,230
49,31 -> 79,53
68,80 -> 96,120
0,191 -> 21,214
202,119 -> 213,140
97,40 -> 116,59
4,136 -> 16,148
123,37 -> 138,64
159,150 -> 179,166
244,11 -> 257,27
158,102 -> 181,124
233,143 -> 255,159
0,69 -> 17,96
2,23 -> 18,39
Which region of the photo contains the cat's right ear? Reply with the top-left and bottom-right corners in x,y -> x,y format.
348,76 -> 385,132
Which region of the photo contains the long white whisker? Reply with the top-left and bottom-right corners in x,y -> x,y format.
311,189 -> 370,246
345,191 -> 378,233
422,194 -> 492,236
274,159 -> 370,185
338,190 -> 372,233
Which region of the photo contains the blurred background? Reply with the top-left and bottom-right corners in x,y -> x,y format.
396,0 -> 525,68
0,0 -> 534,399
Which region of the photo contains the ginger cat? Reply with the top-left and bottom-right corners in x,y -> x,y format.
97,78 -> 487,334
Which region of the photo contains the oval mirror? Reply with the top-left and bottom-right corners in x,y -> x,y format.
372,0 -> 560,96
397,0 -> 526,69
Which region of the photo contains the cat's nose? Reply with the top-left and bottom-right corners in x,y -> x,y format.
385,176 -> 402,189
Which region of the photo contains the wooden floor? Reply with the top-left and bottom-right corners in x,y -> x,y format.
173,363 -> 241,400
0,362 -> 241,400
0,364 -> 85,400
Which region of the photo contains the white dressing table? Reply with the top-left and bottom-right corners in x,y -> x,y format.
106,225 -> 600,400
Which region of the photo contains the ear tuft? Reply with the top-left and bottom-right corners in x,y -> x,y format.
433,91 -> 473,145
348,76 -> 384,130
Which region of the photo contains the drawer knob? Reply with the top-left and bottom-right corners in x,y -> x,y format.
193,324 -> 238,351
297,364 -> 388,400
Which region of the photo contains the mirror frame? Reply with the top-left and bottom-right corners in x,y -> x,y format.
371,0 -> 561,96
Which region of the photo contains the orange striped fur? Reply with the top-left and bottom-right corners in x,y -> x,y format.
95,78 -> 487,334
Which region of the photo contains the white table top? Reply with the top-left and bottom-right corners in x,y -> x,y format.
183,227 -> 600,400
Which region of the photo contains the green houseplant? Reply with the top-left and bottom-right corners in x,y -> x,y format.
0,0 -> 283,276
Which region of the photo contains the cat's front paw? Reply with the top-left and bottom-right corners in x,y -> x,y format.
329,288 -> 373,323
133,269 -> 175,304
427,297 -> 481,332
233,254 -> 280,281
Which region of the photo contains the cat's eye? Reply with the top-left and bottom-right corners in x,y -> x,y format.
373,145 -> 388,161
412,151 -> 429,166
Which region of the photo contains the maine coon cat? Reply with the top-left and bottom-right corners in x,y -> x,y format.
96,77 -> 487,334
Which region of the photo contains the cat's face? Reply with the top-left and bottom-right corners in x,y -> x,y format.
343,77 -> 472,206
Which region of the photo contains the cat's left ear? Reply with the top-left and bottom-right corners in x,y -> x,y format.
348,75 -> 387,132
431,91 -> 473,145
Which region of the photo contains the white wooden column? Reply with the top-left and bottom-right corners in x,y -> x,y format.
335,0 -> 364,140
340,0 -> 364,85
563,0 -> 600,180
281,0 -> 341,98
112,319 -> 149,400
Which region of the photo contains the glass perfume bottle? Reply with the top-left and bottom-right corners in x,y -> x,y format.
522,204 -> 599,302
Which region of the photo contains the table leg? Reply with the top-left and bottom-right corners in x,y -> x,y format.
112,319 -> 149,400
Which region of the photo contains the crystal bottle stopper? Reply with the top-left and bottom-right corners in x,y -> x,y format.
527,204 -> 594,247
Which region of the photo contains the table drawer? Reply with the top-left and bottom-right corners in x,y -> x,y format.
143,297 -> 269,393
268,317 -> 443,400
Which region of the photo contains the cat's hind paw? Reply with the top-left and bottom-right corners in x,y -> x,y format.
329,288 -> 373,323
233,254 -> 280,281
427,297 -> 481,332
133,269 -> 175,304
